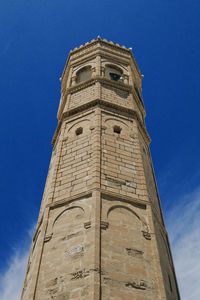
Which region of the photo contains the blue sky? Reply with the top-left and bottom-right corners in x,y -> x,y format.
0,0 -> 200,299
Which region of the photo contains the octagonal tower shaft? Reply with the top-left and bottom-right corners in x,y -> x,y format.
21,38 -> 180,300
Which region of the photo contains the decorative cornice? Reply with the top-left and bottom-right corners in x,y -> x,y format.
101,190 -> 148,209
70,37 -> 131,57
47,191 -> 93,209
68,76 -> 132,94
52,98 -> 151,148
46,188 -> 149,211
58,76 -> 144,122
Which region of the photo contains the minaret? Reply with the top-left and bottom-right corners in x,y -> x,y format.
21,38 -> 180,300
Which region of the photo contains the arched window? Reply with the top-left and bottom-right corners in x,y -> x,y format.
76,66 -> 92,84
105,65 -> 123,82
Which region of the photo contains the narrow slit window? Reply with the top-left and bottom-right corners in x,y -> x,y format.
76,127 -> 83,136
113,125 -> 121,134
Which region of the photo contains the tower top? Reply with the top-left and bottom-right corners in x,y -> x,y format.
61,37 -> 142,83
55,38 -> 149,147
71,36 -> 132,53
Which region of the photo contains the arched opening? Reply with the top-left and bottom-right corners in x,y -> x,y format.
76,66 -> 92,83
105,65 -> 123,82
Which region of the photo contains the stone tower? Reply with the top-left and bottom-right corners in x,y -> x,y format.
21,38 -> 180,300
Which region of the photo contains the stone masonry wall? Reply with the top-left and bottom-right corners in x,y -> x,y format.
52,111 -> 95,202
138,132 -> 180,299
101,196 -> 159,300
68,84 -> 97,110
35,196 -> 96,300
101,111 -> 149,202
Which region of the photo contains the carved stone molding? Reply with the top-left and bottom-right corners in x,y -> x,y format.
52,98 -> 151,147
62,137 -> 68,142
130,134 -> 135,139
142,230 -> 151,240
126,248 -> 144,258
67,76 -> 132,96
71,76 -> 76,86
91,67 -> 96,75
70,269 -> 90,280
125,280 -> 147,290
84,221 -> 91,229
101,221 -> 109,230
44,233 -> 53,243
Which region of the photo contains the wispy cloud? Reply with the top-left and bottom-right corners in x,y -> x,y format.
0,250 -> 29,300
0,224 -> 35,300
166,187 -> 200,300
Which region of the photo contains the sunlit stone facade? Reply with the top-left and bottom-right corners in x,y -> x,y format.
21,37 -> 180,300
